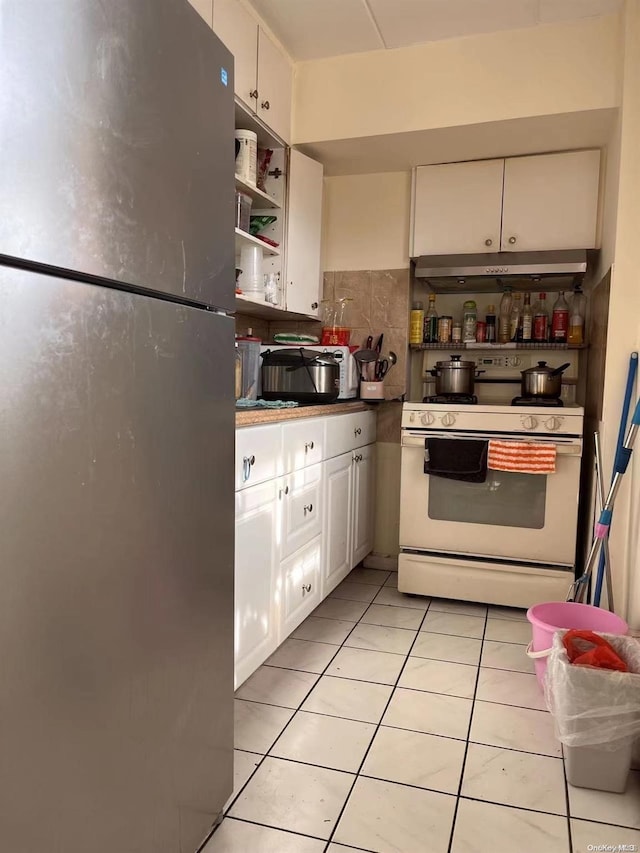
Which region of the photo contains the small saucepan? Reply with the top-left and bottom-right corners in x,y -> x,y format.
521,361 -> 571,399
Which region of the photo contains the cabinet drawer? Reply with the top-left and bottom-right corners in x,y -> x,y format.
282,418 -> 326,472
326,411 -> 376,458
280,535 -> 322,639
281,463 -> 323,559
235,424 -> 282,490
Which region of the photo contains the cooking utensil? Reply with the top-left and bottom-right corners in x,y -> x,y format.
520,361 -> 570,399
430,355 -> 484,397
260,348 -> 340,404
366,335 -> 373,350
388,351 -> 397,368
375,359 -> 389,380
375,333 -> 384,354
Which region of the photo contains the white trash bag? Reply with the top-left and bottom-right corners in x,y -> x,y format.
544,630 -> 640,751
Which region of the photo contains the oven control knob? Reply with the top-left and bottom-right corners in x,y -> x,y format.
441,412 -> 457,427
421,412 -> 435,426
521,416 -> 538,430
409,412 -> 416,423
545,416 -> 563,431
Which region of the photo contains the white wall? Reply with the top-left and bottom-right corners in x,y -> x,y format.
322,172 -> 411,271
294,14 -> 620,145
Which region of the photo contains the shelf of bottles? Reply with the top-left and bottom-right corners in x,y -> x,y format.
410,342 -> 589,351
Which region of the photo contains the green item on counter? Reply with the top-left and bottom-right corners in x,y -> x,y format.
236,398 -> 299,409
273,333 -> 320,344
249,215 -> 277,236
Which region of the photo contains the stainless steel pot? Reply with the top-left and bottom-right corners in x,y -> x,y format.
520,361 -> 570,398
430,355 -> 483,396
260,348 -> 340,403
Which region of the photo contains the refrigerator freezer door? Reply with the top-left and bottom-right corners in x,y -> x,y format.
0,0 -> 235,311
0,268 -> 234,853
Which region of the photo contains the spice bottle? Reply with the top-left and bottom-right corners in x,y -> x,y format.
410,301 -> 424,345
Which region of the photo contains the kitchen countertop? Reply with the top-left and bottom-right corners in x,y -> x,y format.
236,400 -> 372,427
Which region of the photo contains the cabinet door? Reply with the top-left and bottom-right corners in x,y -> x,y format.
281,464 -> 323,560
323,452 -> 353,596
501,150 -> 600,251
280,536 -> 322,639
235,424 -> 283,490
282,417 -> 326,473
257,28 -> 292,143
326,410 -> 377,459
187,0 -> 213,28
412,160 -> 504,256
285,150 -> 324,317
235,480 -> 279,688
212,0 -> 258,109
352,444 -> 376,569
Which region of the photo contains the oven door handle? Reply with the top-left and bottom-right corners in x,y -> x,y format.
401,431 -> 582,455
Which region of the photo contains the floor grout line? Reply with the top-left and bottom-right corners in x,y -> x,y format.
320,597 -> 435,852
446,607 -> 489,853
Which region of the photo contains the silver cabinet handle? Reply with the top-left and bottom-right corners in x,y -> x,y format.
302,583 -> 312,595
304,441 -> 314,453
303,503 -> 313,516
484,238 -> 493,246
508,236 -> 517,244
354,454 -> 362,463
242,454 -> 255,482
311,302 -> 318,310
354,427 -> 362,436
249,89 -> 258,99
279,484 -> 290,499
261,100 -> 270,110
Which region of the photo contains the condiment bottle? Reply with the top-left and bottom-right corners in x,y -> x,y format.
522,293 -> 533,342
568,287 -> 586,346
462,300 -> 477,343
498,288 -> 513,344
551,292 -> 569,343
509,293 -> 522,342
423,294 -> 439,343
485,305 -> 496,343
410,301 -> 424,345
533,293 -> 549,342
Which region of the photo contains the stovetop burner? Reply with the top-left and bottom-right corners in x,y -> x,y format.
511,396 -> 564,407
423,394 -> 478,405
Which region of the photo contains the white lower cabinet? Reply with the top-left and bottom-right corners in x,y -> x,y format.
322,451 -> 354,595
280,536 -> 322,638
352,443 -> 376,568
235,412 -> 377,687
234,479 -> 279,688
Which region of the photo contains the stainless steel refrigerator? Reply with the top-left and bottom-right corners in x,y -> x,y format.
0,2 -> 235,851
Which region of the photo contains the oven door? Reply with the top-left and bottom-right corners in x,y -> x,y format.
400,430 -> 582,566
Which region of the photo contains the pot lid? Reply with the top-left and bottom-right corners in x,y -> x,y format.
521,360 -> 557,376
436,355 -> 476,369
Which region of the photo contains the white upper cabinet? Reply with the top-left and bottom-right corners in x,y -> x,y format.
213,0 -> 292,142
187,0 -> 213,28
501,150 -> 601,252
412,159 -> 504,256
212,0 -> 258,110
285,150 -> 324,317
412,150 -> 601,256
257,28 -> 292,143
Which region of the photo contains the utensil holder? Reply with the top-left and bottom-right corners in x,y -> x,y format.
360,380 -> 384,401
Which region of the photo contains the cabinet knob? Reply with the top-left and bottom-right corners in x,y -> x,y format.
304,441 -> 314,452
484,238 -> 493,247
242,454 -> 255,482
303,503 -> 313,515
261,100 -> 270,110
354,427 -> 362,436
302,583 -> 312,595
508,236 -> 517,245
311,302 -> 318,310
249,89 -> 258,100
354,453 -> 362,463
279,484 -> 289,499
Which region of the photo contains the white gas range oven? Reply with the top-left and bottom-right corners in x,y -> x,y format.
400,350 -> 584,608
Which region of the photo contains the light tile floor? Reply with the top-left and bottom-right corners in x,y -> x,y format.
205,569 -> 640,853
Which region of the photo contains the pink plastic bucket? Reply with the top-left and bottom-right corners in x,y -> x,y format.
526,601 -> 628,689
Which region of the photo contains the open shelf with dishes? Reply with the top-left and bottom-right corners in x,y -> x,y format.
235,174 -> 280,210
234,294 -> 317,322
234,227 -> 280,257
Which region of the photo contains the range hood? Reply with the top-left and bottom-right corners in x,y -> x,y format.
413,249 -> 588,294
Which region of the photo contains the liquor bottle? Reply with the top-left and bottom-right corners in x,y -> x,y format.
521,293 -> 533,342
509,293 -> 522,342
485,305 -> 496,343
533,293 -> 549,342
551,292 -> 569,343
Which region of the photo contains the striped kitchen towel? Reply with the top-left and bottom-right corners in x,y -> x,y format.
487,439 -> 557,474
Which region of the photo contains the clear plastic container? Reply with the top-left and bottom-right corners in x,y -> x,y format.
237,330 -> 261,400
235,191 -> 252,232
239,245 -> 263,294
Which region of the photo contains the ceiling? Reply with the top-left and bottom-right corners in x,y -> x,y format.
248,0 -> 623,61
